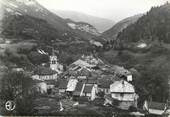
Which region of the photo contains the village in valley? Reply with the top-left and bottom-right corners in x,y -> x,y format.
1,0 -> 170,116
5,47 -> 166,116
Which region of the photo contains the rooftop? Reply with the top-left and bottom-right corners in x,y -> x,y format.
66,79 -> 78,92
83,85 -> 93,93
98,79 -> 113,88
148,101 -> 167,110
34,66 -> 57,76
58,79 -> 68,89
73,82 -> 84,96
110,80 -> 135,93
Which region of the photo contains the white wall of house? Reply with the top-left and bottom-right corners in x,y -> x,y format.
127,75 -> 132,81
66,79 -> 78,92
111,93 -> 135,101
36,82 -> 47,93
32,74 -> 57,80
81,85 -> 96,100
118,101 -> 135,110
91,86 -> 96,100
47,85 -> 55,89
109,80 -> 138,109
59,89 -> 66,94
149,109 -> 165,115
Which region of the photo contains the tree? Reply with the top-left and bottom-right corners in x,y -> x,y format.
28,51 -> 49,65
0,71 -> 36,115
135,66 -> 169,103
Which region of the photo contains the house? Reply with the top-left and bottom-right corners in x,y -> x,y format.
81,84 -> 97,101
66,78 -> 78,95
165,107 -> 170,117
58,79 -> 68,94
143,101 -> 168,116
73,82 -> 84,100
112,65 -> 132,82
72,59 -> 95,69
98,78 -> 112,94
86,77 -> 98,85
108,80 -> 138,110
81,55 -> 103,66
44,80 -> 57,89
68,55 -> 103,71
32,66 -> 58,80
33,79 -> 47,94
12,67 -> 24,72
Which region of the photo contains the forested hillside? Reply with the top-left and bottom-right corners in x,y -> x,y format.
117,3 -> 170,46
100,3 -> 170,103
102,14 -> 142,40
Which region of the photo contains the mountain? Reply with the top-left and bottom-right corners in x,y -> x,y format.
0,0 -> 70,32
52,10 -> 115,33
0,0 -> 102,41
0,0 -> 105,68
65,18 -> 100,36
116,3 -> 170,48
102,14 -> 143,40
100,3 -> 170,102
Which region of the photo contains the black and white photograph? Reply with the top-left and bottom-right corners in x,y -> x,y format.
0,0 -> 170,116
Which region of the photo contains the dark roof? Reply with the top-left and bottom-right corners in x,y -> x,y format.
73,82 -> 84,96
79,68 -> 91,76
83,85 -> 93,93
44,80 -> 57,85
86,79 -> 97,84
148,101 -> 166,110
98,79 -> 112,88
58,79 -> 68,89
34,66 -> 57,75
75,82 -> 84,92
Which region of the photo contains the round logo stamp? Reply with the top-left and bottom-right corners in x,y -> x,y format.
5,100 -> 16,111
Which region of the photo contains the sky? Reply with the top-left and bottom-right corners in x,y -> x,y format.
37,0 -> 168,22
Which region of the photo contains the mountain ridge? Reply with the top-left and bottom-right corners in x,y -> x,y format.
51,10 -> 115,33
102,14 -> 143,40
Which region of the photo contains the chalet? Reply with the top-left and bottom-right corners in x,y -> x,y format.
143,101 -> 168,116
32,66 -> 57,80
105,80 -> 138,110
58,79 -> 68,94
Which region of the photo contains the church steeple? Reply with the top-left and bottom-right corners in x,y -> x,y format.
50,48 -> 63,74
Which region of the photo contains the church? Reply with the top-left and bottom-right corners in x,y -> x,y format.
50,52 -> 63,74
